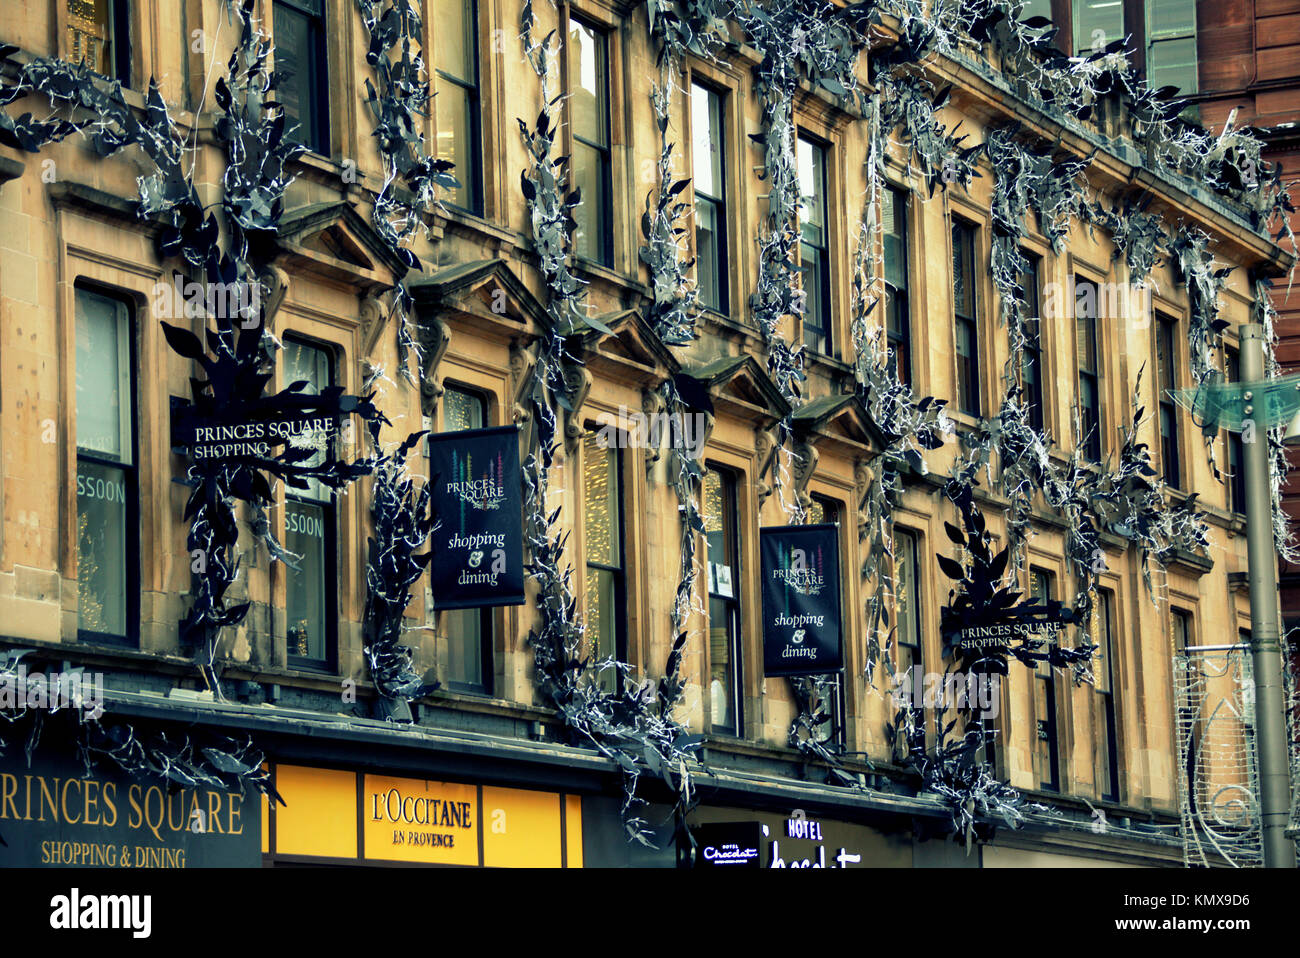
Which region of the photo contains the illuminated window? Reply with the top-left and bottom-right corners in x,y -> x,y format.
1020,253 -> 1045,433
567,17 -> 612,266
584,430 -> 626,693
798,135 -> 832,355
439,386 -> 494,693
1156,313 -> 1181,488
282,337 -> 336,669
1092,588 -> 1121,801
1075,276 -> 1103,461
274,0 -> 330,155
75,287 -> 137,644
704,465 -> 742,735
66,0 -> 131,85
692,82 -> 728,315
952,220 -> 981,416
883,186 -> 911,386
1031,569 -> 1060,792
434,0 -> 482,213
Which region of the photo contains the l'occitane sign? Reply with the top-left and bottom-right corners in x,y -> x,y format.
363,776 -> 477,865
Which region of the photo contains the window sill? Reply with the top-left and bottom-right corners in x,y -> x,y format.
571,255 -> 648,297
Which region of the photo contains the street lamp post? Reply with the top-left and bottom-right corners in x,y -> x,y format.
1239,323 -> 1297,868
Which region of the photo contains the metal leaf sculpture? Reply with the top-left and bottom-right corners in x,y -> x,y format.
362,426 -> 440,706
355,0 -> 461,382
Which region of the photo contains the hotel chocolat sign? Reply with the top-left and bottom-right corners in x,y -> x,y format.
760,524 -> 843,677
0,744 -> 260,868
427,425 -> 525,610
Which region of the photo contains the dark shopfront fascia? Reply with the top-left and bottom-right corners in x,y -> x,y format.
0,686 -> 1189,868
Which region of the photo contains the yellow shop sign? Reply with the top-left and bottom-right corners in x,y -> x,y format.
266,764 -> 582,867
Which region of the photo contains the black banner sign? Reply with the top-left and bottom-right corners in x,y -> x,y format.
760,524 -> 843,677
427,425 -> 525,610
0,742 -> 261,868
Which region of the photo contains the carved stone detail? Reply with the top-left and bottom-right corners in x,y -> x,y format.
791,436 -> 819,515
754,427 -> 781,506
509,341 -> 537,426
562,362 -> 594,452
641,386 -> 666,474
417,314 -> 451,416
258,265 -> 290,330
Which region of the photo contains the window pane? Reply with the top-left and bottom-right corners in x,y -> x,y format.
77,459 -> 129,636
76,290 -> 130,462
285,499 -> 329,661
274,2 -> 326,153
444,386 -> 486,431
434,78 -> 475,210
1147,0 -> 1195,37
801,242 -> 827,351
952,224 -> 974,317
1076,311 -> 1097,372
895,530 -> 920,651
1092,591 -> 1113,693
585,566 -> 618,666
440,608 -> 484,689
583,433 -> 620,566
1074,0 -> 1125,52
571,140 -> 608,263
1031,571 -> 1053,677
568,20 -> 607,147
691,84 -> 723,199
709,595 -> 734,729
695,198 -> 722,312
882,188 -> 907,290
1148,36 -> 1197,95
797,138 -> 826,241
282,339 -> 333,500
433,0 -> 475,82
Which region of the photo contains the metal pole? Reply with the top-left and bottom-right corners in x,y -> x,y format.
1239,323 -> 1297,868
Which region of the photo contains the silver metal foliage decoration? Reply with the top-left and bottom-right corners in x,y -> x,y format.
518,5 -> 706,848
355,0 -> 461,383
1253,277 -> 1300,564
362,426 -> 440,705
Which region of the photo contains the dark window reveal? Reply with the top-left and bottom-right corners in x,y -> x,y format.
282,337 -> 337,670
433,0 -> 483,213
274,0 -> 330,156
1020,253 -> 1045,433
1156,314 -> 1181,489
75,287 -> 139,644
439,386 -> 494,693
895,528 -> 925,752
1093,588 -> 1121,801
1031,569 -> 1060,792
952,220 -> 981,416
1226,348 -> 1246,515
798,135 -> 832,355
1075,276 -> 1103,461
568,17 -> 612,266
692,82 -> 728,315
705,465 -> 742,735
883,186 -> 911,386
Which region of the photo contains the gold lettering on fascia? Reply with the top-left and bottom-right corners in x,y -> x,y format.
0,772 -> 244,841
